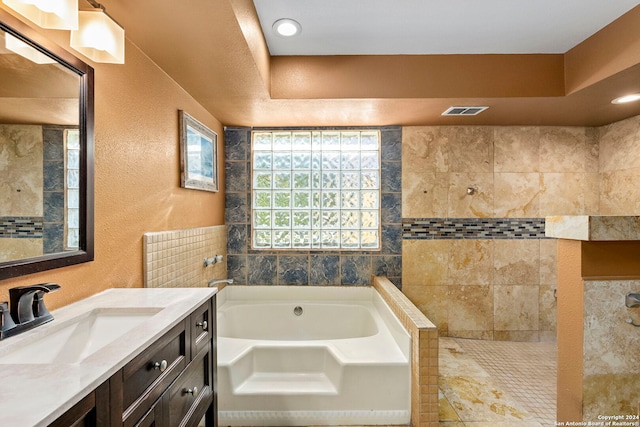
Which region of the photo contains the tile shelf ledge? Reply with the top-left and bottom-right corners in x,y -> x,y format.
545,215 -> 640,241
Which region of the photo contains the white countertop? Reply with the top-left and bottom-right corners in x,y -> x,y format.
0,287 -> 218,427
545,215 -> 640,241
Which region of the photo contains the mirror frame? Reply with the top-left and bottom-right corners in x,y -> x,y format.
0,9 -> 94,280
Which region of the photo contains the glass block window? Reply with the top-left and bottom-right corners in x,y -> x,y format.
65,129 -> 80,250
252,130 -> 381,250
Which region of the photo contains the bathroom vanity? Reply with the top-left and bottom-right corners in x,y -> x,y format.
0,288 -> 218,426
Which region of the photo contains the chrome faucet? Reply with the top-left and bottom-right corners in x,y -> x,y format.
208,278 -> 234,287
0,283 -> 60,340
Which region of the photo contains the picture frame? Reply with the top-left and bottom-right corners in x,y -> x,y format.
179,110 -> 218,192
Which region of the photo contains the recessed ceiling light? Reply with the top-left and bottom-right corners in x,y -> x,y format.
611,93 -> 640,104
273,18 -> 301,37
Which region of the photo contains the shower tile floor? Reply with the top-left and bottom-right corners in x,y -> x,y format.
439,337 -> 557,426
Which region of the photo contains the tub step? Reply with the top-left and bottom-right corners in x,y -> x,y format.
235,372 -> 338,395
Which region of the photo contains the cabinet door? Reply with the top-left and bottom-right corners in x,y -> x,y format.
163,344 -> 213,427
190,298 -> 213,358
119,320 -> 189,427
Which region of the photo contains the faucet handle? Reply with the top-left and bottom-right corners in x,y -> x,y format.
9,283 -> 61,323
32,283 -> 61,320
0,302 -> 17,333
9,283 -> 61,295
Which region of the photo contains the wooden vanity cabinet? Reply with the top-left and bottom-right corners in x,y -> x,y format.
49,296 -> 216,427
48,382 -> 109,427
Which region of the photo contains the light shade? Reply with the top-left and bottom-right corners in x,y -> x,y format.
5,32 -> 56,64
2,0 -> 78,29
70,9 -> 124,64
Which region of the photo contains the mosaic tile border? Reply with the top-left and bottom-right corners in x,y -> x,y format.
402,218 -> 547,239
0,217 -> 43,238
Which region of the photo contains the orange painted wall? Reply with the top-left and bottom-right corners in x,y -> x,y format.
271,54 -> 565,99
0,10 -> 225,310
556,239 -> 584,422
564,5 -> 640,94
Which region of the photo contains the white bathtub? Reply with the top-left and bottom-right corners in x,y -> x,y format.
216,285 -> 411,426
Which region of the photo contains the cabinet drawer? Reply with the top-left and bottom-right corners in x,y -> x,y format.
49,381 -> 109,427
121,320 -> 188,426
164,345 -> 213,427
49,389 -> 95,427
190,298 -> 213,357
133,398 -> 162,427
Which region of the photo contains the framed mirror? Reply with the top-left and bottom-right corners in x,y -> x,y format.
0,9 -> 94,280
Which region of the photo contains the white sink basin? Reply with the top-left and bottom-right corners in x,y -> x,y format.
0,307 -> 162,364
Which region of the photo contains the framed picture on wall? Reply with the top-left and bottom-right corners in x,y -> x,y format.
179,110 -> 218,192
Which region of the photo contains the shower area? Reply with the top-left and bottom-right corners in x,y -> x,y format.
402,213 -> 559,423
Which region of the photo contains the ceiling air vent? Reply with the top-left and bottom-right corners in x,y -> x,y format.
442,106 -> 489,116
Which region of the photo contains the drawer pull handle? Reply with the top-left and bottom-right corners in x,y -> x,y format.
184,387 -> 198,396
196,320 -> 208,331
152,360 -> 168,372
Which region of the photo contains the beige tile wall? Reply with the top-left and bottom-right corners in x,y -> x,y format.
402,124 -> 599,341
402,126 -> 599,219
555,117 -> 640,424
595,124 -> 640,413
598,115 -> 640,214
143,225 -> 227,288
582,279 -> 640,420
1,125 -> 44,261
0,124 -> 44,217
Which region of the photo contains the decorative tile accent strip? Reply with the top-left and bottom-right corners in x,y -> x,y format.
402,218 -> 547,239
0,217 -> 43,238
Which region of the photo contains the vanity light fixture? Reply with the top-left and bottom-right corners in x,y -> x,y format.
273,18 -> 301,37
4,32 -> 56,64
611,93 -> 640,104
70,0 -> 124,64
2,0 -> 78,30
